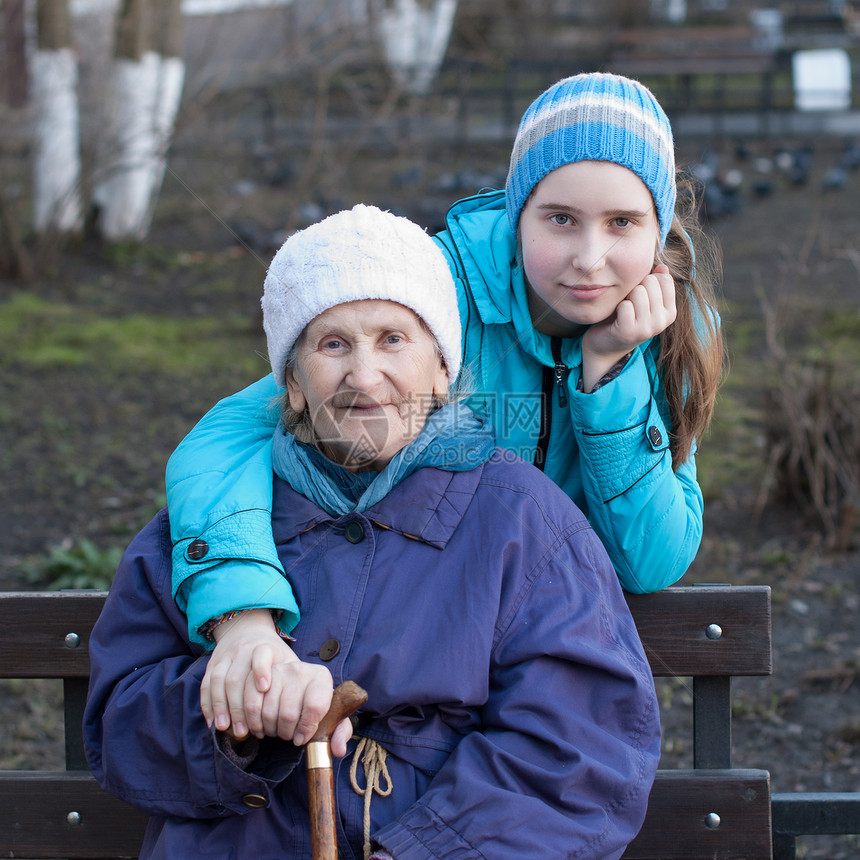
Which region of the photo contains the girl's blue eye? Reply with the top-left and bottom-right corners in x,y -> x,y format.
614,217 -> 631,228
551,214 -> 571,226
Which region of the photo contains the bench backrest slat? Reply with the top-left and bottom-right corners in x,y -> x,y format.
626,585 -> 772,677
0,592 -> 104,678
0,586 -> 773,678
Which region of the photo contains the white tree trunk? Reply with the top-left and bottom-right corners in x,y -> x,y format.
31,47 -> 83,233
377,0 -> 457,95
92,51 -> 162,240
92,0 -> 186,241
145,54 -> 185,227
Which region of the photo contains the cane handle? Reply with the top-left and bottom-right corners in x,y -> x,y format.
310,680 -> 368,744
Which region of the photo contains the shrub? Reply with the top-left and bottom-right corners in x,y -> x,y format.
22,538 -> 123,591
760,302 -> 860,551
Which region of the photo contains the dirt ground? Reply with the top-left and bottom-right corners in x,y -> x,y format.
1,96 -> 859,858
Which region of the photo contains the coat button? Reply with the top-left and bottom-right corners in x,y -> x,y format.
647,425 -> 663,447
187,539 -> 209,560
319,639 -> 341,661
242,794 -> 267,808
344,522 -> 364,543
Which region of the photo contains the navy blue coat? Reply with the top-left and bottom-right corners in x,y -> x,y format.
85,452 -> 660,859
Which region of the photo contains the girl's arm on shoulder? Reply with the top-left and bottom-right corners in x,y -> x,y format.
83,511 -> 302,818
165,374 -> 298,645
571,348 -> 703,593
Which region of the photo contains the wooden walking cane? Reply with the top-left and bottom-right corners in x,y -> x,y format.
306,680 -> 368,860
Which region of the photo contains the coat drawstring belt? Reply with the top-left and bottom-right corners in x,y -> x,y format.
349,736 -> 392,860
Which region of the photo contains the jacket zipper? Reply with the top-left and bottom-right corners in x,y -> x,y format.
552,337 -> 569,408
534,338 -> 569,471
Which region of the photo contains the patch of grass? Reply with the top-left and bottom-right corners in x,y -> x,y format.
694,299 -> 774,502
697,388 -> 765,502
99,240 -> 196,271
0,292 -> 264,373
804,309 -> 860,374
721,302 -> 769,364
760,546 -> 796,566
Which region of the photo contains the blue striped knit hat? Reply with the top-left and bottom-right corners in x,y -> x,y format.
505,72 -> 676,248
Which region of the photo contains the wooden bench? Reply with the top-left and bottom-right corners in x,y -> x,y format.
0,585 -> 852,859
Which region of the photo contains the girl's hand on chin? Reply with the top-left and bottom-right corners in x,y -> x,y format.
583,264 -> 677,360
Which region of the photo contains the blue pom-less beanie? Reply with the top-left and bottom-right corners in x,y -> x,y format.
505,72 -> 677,248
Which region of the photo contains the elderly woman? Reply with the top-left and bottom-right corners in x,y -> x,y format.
84,205 -> 660,860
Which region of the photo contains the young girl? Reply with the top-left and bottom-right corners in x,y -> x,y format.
166,72 -> 723,737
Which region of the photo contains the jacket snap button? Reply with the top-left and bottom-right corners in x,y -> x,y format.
242,793 -> 267,808
187,538 -> 209,560
647,425 -> 663,447
319,639 -> 341,661
344,522 -> 364,543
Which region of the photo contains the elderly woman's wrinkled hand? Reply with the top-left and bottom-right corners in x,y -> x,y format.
200,609 -> 353,756
201,609 -> 293,739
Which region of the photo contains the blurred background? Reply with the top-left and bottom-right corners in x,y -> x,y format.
2,2 -> 860,857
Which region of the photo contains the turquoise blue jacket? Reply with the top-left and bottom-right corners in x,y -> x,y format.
167,190 -> 704,642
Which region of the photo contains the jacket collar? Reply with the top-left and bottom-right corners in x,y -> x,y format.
444,192 -> 577,368
443,190 -> 517,326
272,462 -> 487,550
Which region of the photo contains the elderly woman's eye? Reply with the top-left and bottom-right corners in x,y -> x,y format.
323,338 -> 343,351
385,334 -> 403,345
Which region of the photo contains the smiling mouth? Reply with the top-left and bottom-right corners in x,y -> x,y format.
563,284 -> 610,296
329,392 -> 384,408
332,401 -> 390,415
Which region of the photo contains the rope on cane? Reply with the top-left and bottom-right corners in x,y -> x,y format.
349,736 -> 392,860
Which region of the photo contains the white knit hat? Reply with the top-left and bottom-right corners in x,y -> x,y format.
262,204 -> 462,387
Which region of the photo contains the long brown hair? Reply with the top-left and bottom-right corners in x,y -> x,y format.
657,176 -> 726,469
